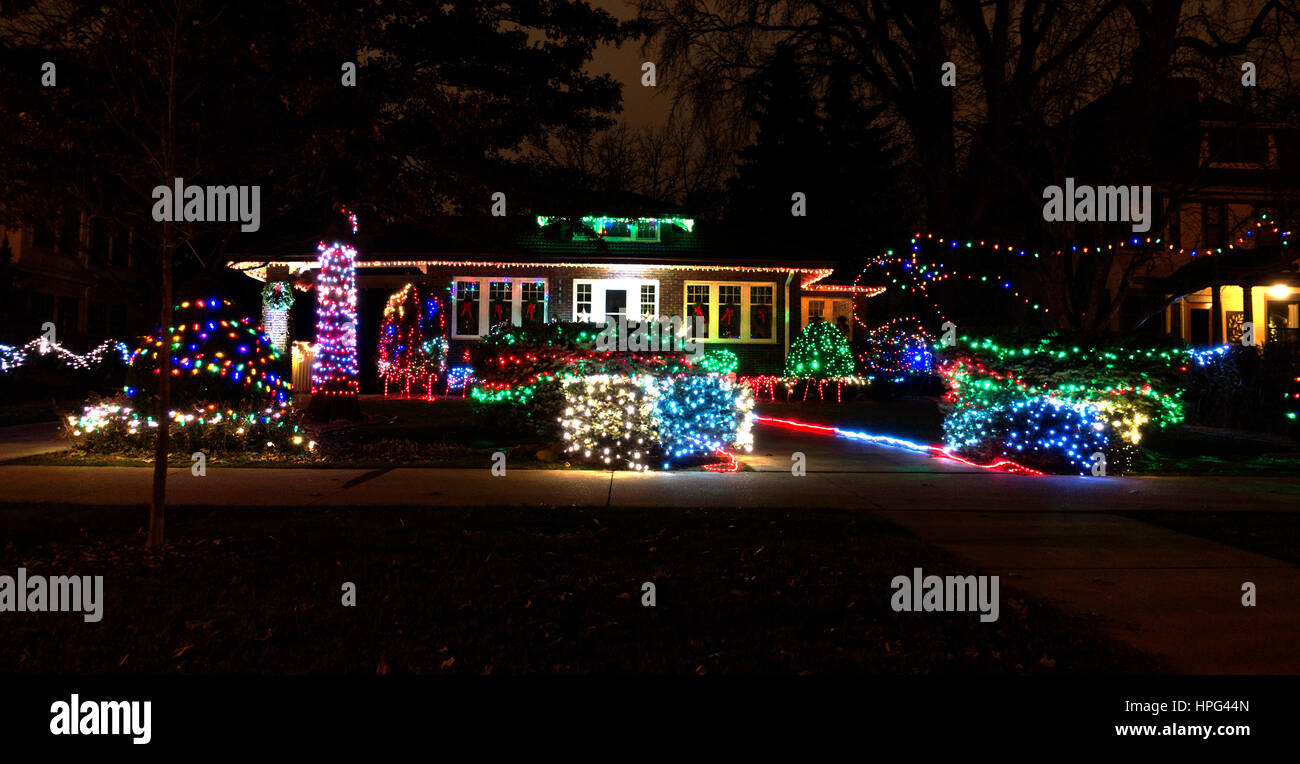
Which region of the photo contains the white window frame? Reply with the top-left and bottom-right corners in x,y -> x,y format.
800,296 -> 852,338
683,280 -> 779,344
451,276 -> 549,339
572,278 -> 660,323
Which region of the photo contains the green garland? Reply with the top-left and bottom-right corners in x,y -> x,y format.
262,281 -> 296,311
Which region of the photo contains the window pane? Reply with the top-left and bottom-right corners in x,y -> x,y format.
686,284 -> 710,338
750,286 -> 773,339
456,281 -> 480,335
521,282 -> 545,323
575,283 -> 593,320
639,284 -> 656,318
718,285 -> 741,339
488,281 -> 511,326
634,221 -> 659,240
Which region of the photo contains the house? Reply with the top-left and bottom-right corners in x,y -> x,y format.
226,211 -> 879,384
0,212 -> 146,347
1081,84 -> 1300,347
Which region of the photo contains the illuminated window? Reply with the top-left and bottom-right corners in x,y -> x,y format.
686,284 -> 711,338
750,286 -> 773,340
639,284 -> 657,318
575,282 -> 593,321
521,282 -> 546,323
452,278 -> 548,338
573,278 -> 658,323
454,280 -> 480,337
684,281 -> 778,343
488,281 -> 512,326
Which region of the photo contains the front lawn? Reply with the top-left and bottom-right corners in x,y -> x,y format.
0,503 -> 1167,674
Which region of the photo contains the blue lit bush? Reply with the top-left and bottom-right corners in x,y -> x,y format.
943,396 -> 1120,475
653,375 -> 755,464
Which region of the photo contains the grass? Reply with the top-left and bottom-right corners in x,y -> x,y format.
0,503 -> 1167,675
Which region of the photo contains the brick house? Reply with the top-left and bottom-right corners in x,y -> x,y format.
228,213 -> 878,382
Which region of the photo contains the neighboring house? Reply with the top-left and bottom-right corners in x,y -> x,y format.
1094,86 -> 1300,347
228,212 -> 879,377
1148,99 -> 1300,347
0,213 -> 146,347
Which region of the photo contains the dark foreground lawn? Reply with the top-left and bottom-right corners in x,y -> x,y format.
0,504 -> 1167,675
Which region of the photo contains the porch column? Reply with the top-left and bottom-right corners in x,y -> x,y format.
1242,283 -> 1254,327
1210,283 -> 1223,345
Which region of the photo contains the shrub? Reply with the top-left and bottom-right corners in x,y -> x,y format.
784,320 -> 855,378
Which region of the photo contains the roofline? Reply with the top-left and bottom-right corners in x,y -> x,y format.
227,256 -> 862,291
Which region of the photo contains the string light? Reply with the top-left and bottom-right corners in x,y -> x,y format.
755,416 -> 1043,475
557,373 -> 754,471
860,318 -> 934,378
311,241 -> 360,398
377,283 -> 448,397
784,321 -> 856,378
0,337 -> 130,373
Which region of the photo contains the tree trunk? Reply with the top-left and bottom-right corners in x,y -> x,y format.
147,7 -> 180,549
148,231 -> 172,548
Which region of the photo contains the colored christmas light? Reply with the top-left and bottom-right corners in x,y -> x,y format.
311,241 -> 360,398
755,416 -> 1043,475
535,215 -> 696,234
859,318 -> 934,378
129,298 -> 292,405
699,348 -> 739,375
935,334 -> 1223,473
376,283 -> 449,397
784,320 -> 856,378
556,373 -> 755,471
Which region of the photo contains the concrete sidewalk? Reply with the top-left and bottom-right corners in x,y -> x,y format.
0,463 -> 1296,510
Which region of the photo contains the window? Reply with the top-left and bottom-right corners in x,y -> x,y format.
683,281 -> 779,344
488,281 -> 512,326
808,300 -> 825,321
454,280 -> 480,337
453,278 -> 548,338
686,284 -> 710,338
593,219 -> 659,242
1205,127 -> 1275,168
800,297 -> 853,339
718,285 -> 742,339
573,278 -> 659,323
521,282 -> 545,323
57,296 -> 79,338
1204,203 -> 1226,248
750,286 -> 773,340
576,283 -> 593,321
639,284 -> 657,319
89,219 -> 109,264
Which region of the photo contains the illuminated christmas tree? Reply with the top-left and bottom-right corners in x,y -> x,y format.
784,319 -> 856,378
377,283 -> 449,397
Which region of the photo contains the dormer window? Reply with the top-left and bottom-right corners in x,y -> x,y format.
595,219 -> 659,241
535,215 -> 695,242
1202,125 -> 1277,170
